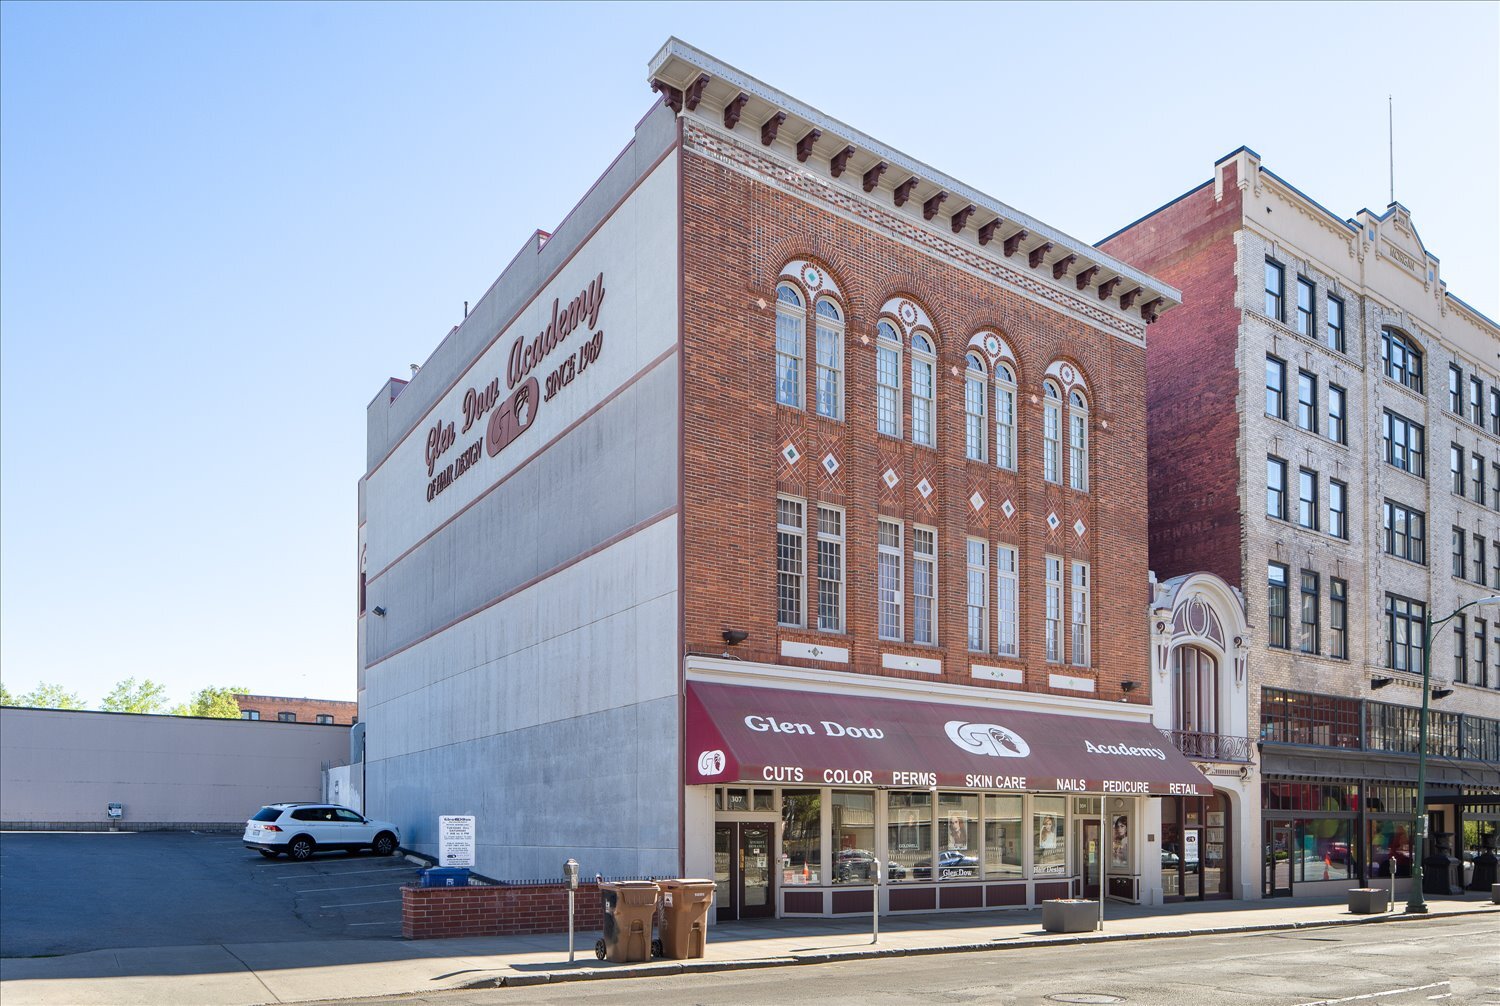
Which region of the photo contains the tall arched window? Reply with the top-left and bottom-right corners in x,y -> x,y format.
775,284 -> 804,408
1042,380 -> 1062,483
911,333 -> 936,447
964,354 -> 987,462
1172,645 -> 1219,735
995,363 -> 1016,470
1380,327 -> 1423,393
1068,389 -> 1089,492
815,298 -> 843,420
876,321 -> 902,437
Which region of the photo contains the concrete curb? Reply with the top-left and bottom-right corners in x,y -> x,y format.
455,905 -> 1500,990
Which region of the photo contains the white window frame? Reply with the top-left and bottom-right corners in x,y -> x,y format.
775,284 -> 804,409
966,538 -> 989,652
1068,389 -> 1089,492
911,333 -> 936,447
997,545 -> 1019,658
1043,382 -> 1062,483
776,496 -> 806,627
1071,561 -> 1090,667
995,364 -> 1016,470
814,298 -> 843,421
876,321 -> 902,438
816,504 -> 845,632
964,354 -> 987,462
878,519 -> 904,641
912,525 -> 937,645
1045,554 -> 1063,663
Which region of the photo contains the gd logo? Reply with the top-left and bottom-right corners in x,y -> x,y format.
696,750 -> 727,777
486,377 -> 539,458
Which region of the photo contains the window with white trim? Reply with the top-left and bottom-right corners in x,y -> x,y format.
997,544 -> 1018,658
776,497 -> 805,627
878,519 -> 903,640
1070,561 -> 1090,667
816,504 -> 844,632
814,298 -> 843,421
912,527 -> 937,645
775,285 -> 804,408
995,364 -> 1016,470
1045,554 -> 1063,663
966,538 -> 988,652
1043,381 -> 1062,483
1068,389 -> 1089,491
964,354 -> 986,462
876,321 -> 902,437
911,333 -> 936,447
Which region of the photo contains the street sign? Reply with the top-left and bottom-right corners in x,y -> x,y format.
439,815 -> 475,868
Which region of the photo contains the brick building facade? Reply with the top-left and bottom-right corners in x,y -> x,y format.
235,693 -> 357,725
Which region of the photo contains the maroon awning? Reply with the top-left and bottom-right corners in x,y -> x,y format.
686,681 -> 1213,796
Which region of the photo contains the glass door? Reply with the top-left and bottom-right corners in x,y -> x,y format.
739,823 -> 775,919
1265,823 -> 1293,897
1080,820 -> 1101,898
714,824 -> 737,923
1181,826 -> 1203,899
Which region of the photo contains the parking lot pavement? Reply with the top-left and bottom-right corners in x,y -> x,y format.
0,830 -> 421,956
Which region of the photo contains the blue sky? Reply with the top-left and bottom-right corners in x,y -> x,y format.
2,1 -> 1496,706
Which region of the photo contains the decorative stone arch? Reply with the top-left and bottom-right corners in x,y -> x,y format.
879,294 -> 938,347
779,258 -> 849,316
1044,357 -> 1092,402
1152,572 -> 1250,686
966,328 -> 1018,377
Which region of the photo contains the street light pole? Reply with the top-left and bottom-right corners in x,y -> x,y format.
1406,594 -> 1500,914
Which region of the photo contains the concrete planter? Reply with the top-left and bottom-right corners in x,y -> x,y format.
1492,883 -> 1499,905
1041,899 -> 1098,933
1346,888 -> 1388,915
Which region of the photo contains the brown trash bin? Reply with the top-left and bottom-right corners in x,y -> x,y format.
657,878 -> 716,959
595,880 -> 660,963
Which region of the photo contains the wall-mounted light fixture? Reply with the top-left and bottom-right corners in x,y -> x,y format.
1121,680 -> 1139,693
372,606 -> 387,617
722,629 -> 748,646
1431,687 -> 1454,700
1370,676 -> 1394,689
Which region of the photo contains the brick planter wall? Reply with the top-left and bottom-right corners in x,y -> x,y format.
401,881 -> 610,940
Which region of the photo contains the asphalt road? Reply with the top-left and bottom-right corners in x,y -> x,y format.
308,915 -> 1500,1006
0,830 -> 420,956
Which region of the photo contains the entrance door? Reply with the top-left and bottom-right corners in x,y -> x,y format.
1265,823 -> 1293,897
1080,820 -> 1101,898
714,822 -> 776,921
1181,826 -> 1203,899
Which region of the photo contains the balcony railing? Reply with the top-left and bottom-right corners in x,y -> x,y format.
1160,729 -> 1252,763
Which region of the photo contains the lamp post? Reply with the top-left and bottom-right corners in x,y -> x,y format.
1406,593 -> 1500,914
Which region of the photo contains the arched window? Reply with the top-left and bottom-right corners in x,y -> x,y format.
995,364 -> 1016,470
964,354 -> 987,462
814,298 -> 844,420
1380,327 -> 1423,393
1068,389 -> 1089,492
876,320 -> 902,437
1042,380 -> 1062,483
1172,645 -> 1219,735
911,333 -> 936,447
775,284 -> 804,408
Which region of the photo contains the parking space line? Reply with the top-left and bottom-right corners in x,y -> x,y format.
295,881 -> 410,893
320,898 -> 401,908
263,866 -> 412,876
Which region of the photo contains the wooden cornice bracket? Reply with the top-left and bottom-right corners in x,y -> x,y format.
651,79 -> 683,114
977,218 -> 1002,246
1098,276 -> 1122,300
951,205 -> 976,234
1075,265 -> 1100,290
723,92 -> 749,130
862,162 -> 888,192
1141,297 -> 1163,323
830,145 -> 856,177
761,112 -> 787,146
1120,286 -> 1143,310
1028,242 -> 1054,269
1052,254 -> 1077,280
1003,229 -> 1030,257
684,74 -> 710,112
894,176 -> 920,207
923,191 -> 948,220
796,129 -> 823,163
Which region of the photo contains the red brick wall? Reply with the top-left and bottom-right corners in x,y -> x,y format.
679,147 -> 1151,702
1098,166 -> 1245,589
401,882 -> 607,939
235,694 -> 358,725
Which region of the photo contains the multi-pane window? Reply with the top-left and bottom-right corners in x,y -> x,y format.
1452,527 -> 1467,579
1492,387 -> 1500,436
995,365 -> 1016,470
1330,578 -> 1348,660
1477,617 -> 1490,688
1265,356 -> 1287,419
1043,382 -> 1062,483
1267,456 -> 1288,520
1472,453 -> 1487,502
315,714 -> 333,725
1295,277 -> 1315,337
1386,593 -> 1427,673
1381,328 -> 1423,392
816,505 -> 844,631
1476,534 -> 1489,586
966,539 -> 988,651
877,519 -> 903,640
814,299 -> 843,420
1382,410 -> 1425,476
1045,555 -> 1063,663
1449,364 -> 1464,414
1471,376 -> 1485,426
912,527 -> 937,645
1383,500 -> 1427,564
964,355 -> 987,462
1326,295 -> 1345,352
1494,462 -> 1500,510
1454,614 -> 1469,683
876,321 -> 902,437
1068,390 -> 1089,492
1299,570 -> 1320,655
1297,370 -> 1317,431
1268,563 -> 1290,649
1071,562 -> 1090,667
278,712 -> 296,722
1327,384 -> 1346,444
1452,444 -> 1465,496
1495,541 -> 1500,586
1264,259 -> 1285,321
1329,480 -> 1347,539
1298,468 -> 1318,529
996,545 -> 1018,658
910,334 -> 936,447
775,285 -> 805,407
776,497 -> 805,626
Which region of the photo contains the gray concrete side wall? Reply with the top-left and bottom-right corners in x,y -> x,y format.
0,709 -> 350,828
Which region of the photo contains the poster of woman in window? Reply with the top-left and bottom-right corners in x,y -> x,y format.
1110,814 -> 1130,870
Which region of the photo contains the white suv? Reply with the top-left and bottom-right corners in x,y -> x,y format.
243,804 -> 401,861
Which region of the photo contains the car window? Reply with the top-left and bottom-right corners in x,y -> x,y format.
290,808 -> 322,822
252,807 -> 282,822
334,809 -> 363,823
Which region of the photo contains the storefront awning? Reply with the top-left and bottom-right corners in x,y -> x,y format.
686,681 -> 1213,796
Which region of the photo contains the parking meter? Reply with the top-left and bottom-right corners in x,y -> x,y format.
564,859 -> 580,962
564,859 -> 580,890
870,857 -> 882,944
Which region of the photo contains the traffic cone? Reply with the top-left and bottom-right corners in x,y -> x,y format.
1323,853 -> 1331,881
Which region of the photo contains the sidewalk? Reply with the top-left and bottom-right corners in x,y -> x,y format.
2,893 -> 1495,1005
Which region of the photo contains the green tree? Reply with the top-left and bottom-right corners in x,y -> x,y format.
19,682 -> 86,710
101,677 -> 169,714
173,685 -> 245,719
0,681 -> 12,705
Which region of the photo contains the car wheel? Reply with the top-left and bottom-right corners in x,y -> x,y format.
372,832 -> 397,857
288,837 -> 315,861
259,849 -> 279,859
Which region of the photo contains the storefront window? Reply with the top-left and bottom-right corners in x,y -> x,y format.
831,790 -> 876,884
1368,819 -> 1412,879
780,790 -> 821,885
984,795 -> 1023,877
935,793 -> 979,879
1033,796 -> 1067,876
886,791 -> 932,882
1297,818 -> 1353,881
